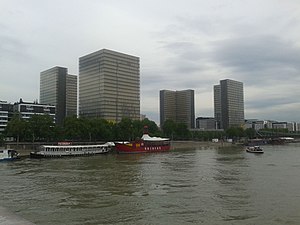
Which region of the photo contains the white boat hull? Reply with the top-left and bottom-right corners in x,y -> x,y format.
30,143 -> 113,158
0,149 -> 20,161
246,146 -> 264,154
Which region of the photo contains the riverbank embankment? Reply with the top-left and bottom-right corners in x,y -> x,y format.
2,140 -> 235,157
171,140 -> 233,150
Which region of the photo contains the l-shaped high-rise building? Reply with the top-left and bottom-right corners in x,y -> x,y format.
160,89 -> 195,129
79,49 -> 140,122
214,79 -> 244,130
40,66 -> 77,125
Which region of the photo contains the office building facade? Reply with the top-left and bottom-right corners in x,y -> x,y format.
66,74 -> 78,116
0,99 -> 56,134
160,89 -> 195,129
40,66 -> 77,124
196,117 -> 216,130
0,101 -> 13,133
214,79 -> 244,130
79,49 -> 140,122
213,85 -> 222,129
14,99 -> 56,122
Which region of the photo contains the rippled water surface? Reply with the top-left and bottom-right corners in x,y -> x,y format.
1,144 -> 300,225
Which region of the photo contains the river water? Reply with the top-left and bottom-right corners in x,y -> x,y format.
1,143 -> 300,225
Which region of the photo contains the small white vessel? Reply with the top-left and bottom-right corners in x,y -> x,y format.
0,149 -> 20,161
30,142 -> 114,158
246,146 -> 264,154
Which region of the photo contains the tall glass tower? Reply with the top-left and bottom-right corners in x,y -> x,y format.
79,49 -> 140,122
160,89 -> 195,129
214,79 -> 244,130
213,84 -> 221,129
40,66 -> 77,125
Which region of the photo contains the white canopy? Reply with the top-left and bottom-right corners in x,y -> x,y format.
141,134 -> 169,141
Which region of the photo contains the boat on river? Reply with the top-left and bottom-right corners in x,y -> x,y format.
0,149 -> 20,161
115,126 -> 171,154
30,142 -> 114,158
246,146 -> 264,154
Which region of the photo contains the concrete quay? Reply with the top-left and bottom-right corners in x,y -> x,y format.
171,140 -> 232,149
2,140 -> 233,157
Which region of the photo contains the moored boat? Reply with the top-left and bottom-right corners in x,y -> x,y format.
115,126 -> 171,154
246,146 -> 264,154
0,149 -> 20,161
30,142 -> 114,158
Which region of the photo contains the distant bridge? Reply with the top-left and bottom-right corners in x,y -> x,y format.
256,130 -> 300,138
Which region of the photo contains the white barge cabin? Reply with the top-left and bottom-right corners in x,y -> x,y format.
30,143 -> 114,158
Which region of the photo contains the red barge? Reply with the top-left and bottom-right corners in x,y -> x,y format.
115,126 -> 171,154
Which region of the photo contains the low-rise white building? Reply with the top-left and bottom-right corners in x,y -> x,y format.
0,99 -> 57,134
14,99 -> 55,122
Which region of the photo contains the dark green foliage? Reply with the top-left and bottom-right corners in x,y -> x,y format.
26,114 -> 55,142
63,116 -> 87,141
191,130 -> 225,141
5,113 -> 26,142
244,128 -> 256,139
4,116 -> 161,142
225,127 -> 244,139
4,115 -> 265,143
115,118 -> 160,141
5,114 -> 56,142
89,118 -> 114,141
0,133 -> 4,146
161,119 -> 177,138
162,120 -> 190,140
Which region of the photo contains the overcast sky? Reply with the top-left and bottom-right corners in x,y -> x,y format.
1,0 -> 300,124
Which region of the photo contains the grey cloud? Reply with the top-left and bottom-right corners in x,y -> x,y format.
213,35 -> 300,77
246,96 -> 297,109
161,41 -> 212,77
0,34 -> 30,63
141,73 -> 172,87
246,103 -> 300,122
144,40 -> 219,95
162,41 -> 203,59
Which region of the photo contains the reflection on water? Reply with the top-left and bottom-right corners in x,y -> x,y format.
213,147 -> 254,222
1,144 -> 300,224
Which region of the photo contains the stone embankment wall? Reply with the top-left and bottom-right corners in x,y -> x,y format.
2,140 -> 234,157
171,140 -> 232,150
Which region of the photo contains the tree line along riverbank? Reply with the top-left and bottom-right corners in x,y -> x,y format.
3,114 -> 299,149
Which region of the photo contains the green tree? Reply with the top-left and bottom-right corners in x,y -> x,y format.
62,117 -> 161,142
141,118 -> 160,136
63,116 -> 90,141
225,127 -> 244,141
5,113 -> 26,143
101,120 -> 114,141
244,128 -> 256,139
116,118 -> 134,140
0,133 -> 4,146
89,118 -> 114,141
52,125 -> 64,142
132,119 -> 143,140
27,114 -> 55,142
162,119 -> 177,139
175,123 -> 190,139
